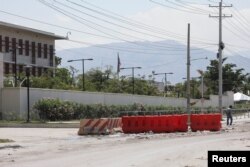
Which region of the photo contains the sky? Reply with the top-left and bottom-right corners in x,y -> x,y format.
1,0 -> 250,49
1,0 -> 250,81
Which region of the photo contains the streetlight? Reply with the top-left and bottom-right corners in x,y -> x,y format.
152,71 -> 173,97
25,65 -> 32,123
120,66 -> 141,94
187,52 -> 207,126
67,58 -> 93,91
9,46 -> 21,87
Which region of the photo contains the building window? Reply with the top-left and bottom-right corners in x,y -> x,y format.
18,39 -> 23,55
25,40 -> 29,56
0,35 -> 2,52
5,37 -> 9,52
49,45 -> 53,66
12,38 -> 16,50
32,42 -> 36,64
4,63 -> 9,74
38,43 -> 42,58
44,44 -> 47,59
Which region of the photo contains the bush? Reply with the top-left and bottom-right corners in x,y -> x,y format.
33,98 -> 217,121
33,98 -> 74,121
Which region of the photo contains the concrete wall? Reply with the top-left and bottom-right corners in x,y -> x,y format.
0,87 -> 234,120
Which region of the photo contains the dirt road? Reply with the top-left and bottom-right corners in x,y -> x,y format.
1,119 -> 250,167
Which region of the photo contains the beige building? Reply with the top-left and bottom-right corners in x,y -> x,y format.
0,21 -> 65,79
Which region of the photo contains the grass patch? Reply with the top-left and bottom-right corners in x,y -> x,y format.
0,139 -> 14,143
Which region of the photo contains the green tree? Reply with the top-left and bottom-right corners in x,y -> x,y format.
31,68 -> 73,90
204,58 -> 248,94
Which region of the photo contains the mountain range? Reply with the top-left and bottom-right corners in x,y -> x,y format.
58,40 -> 250,84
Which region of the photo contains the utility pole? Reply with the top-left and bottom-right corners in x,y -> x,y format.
187,23 -> 191,126
209,0 -> 232,115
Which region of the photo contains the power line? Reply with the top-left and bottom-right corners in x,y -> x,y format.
39,0 -> 192,50
0,10 -> 119,41
175,0 -> 211,6
68,0 -> 188,41
78,0 -> 217,45
166,0 -> 216,14
150,0 -> 209,15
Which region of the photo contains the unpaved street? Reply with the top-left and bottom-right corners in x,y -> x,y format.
1,119 -> 250,167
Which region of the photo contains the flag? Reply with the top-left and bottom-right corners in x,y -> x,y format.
117,53 -> 121,73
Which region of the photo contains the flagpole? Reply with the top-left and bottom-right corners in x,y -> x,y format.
117,52 -> 121,80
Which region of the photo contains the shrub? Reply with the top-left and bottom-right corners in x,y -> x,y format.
33,98 -> 218,121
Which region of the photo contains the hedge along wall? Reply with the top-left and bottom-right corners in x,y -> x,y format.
1,87 -> 234,120
33,98 -> 222,121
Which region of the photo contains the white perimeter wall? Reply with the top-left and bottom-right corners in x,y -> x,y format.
1,87 -> 234,120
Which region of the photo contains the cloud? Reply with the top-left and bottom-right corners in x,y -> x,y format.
126,4 -> 250,52
55,14 -> 72,23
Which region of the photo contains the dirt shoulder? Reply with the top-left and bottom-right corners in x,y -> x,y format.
0,118 -> 249,167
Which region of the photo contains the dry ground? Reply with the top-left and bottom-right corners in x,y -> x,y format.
0,118 -> 250,167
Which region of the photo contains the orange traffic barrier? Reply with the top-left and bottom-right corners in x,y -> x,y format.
176,114 -> 188,132
78,118 -> 122,135
191,114 -> 222,132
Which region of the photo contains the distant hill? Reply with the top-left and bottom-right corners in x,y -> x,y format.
58,40 -> 250,84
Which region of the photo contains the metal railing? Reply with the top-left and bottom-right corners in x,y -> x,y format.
223,108 -> 250,120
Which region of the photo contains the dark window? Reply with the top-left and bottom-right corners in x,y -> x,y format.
49,45 -> 53,66
4,63 -> 9,74
0,35 -> 2,52
18,39 -> 23,55
38,43 -> 41,58
32,42 -> 36,64
12,38 -> 16,50
44,44 -> 47,59
11,38 -> 16,61
5,37 -> 9,52
25,40 -> 29,56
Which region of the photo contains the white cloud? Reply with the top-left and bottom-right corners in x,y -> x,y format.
55,14 -> 72,23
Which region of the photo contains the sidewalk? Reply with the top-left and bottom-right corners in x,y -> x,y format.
0,121 -> 79,128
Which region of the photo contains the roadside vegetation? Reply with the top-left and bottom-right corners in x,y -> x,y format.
0,139 -> 14,143
4,58 -> 250,99
33,98 -> 220,121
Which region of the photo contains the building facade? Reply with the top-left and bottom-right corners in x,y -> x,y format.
0,21 -> 65,79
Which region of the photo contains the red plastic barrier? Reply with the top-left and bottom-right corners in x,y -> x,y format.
122,116 -> 140,133
122,113 -> 221,134
122,116 -> 131,133
177,114 -> 188,132
191,114 -> 202,131
191,114 -> 222,132
163,115 -> 174,133
154,116 -> 164,133
207,114 -> 221,131
137,116 -> 146,133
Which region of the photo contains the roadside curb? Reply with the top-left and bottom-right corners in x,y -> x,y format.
0,123 -> 79,128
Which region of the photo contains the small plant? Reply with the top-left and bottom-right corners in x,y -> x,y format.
0,139 -> 14,143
